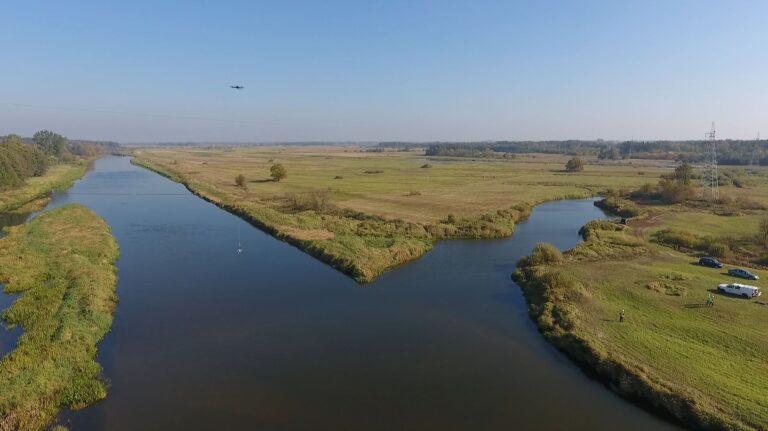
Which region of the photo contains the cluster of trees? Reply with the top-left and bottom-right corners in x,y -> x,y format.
0,130 -> 118,190
632,163 -> 696,203
658,162 -> 696,203
234,163 -> 287,189
32,130 -> 68,159
0,135 -> 49,190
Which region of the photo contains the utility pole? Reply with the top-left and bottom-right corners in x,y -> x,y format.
698,122 -> 719,200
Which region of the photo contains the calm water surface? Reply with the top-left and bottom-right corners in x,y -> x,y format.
5,156 -> 679,430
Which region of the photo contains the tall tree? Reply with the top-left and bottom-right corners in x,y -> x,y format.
32,130 -> 68,158
270,163 -> 287,182
673,162 -> 694,185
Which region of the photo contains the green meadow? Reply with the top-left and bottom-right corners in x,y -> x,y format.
516,203 -> 768,430
0,205 -> 119,431
132,147 -> 670,282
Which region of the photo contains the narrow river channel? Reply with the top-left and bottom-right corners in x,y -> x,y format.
4,156 -> 679,430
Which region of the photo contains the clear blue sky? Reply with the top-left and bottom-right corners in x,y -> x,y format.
2,0 -> 766,143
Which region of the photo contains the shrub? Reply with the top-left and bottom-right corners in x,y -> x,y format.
565,157 -> 584,172
759,217 -> 768,248
707,241 -> 730,258
364,170 -> 384,174
285,189 -> 334,213
530,243 -> 563,265
595,196 -> 646,218
333,175 -> 344,179
658,178 -> 694,203
420,164 -> 432,168
406,191 -> 422,196
654,229 -> 708,250
235,174 -> 246,189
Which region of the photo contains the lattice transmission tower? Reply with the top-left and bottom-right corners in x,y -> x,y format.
698,122 -> 719,200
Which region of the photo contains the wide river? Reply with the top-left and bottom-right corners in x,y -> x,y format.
5,156 -> 679,430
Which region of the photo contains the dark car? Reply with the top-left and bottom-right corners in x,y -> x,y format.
728,268 -> 759,280
699,256 -> 723,268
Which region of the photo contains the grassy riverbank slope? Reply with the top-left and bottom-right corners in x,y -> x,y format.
515,209 -> 768,429
132,147 -> 663,282
0,163 -> 88,214
0,205 -> 119,431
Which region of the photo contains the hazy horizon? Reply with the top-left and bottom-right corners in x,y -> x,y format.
3,1 -> 767,142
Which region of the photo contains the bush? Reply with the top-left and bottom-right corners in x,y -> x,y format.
285,189 -> 334,213
658,178 -> 695,203
707,241 -> 730,258
565,157 -> 584,172
333,175 -> 343,179
364,170 -> 384,174
530,243 -> 564,265
654,229 -> 708,250
759,217 -> 768,247
442,214 -> 457,224
420,164 -> 432,168
595,196 -> 646,218
235,174 -> 246,189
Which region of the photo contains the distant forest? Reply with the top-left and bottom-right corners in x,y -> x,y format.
378,140 -> 768,165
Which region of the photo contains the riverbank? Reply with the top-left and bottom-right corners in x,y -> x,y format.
0,162 -> 88,214
0,205 -> 119,431
134,155 -> 534,282
129,148 -> 661,282
514,215 -> 768,430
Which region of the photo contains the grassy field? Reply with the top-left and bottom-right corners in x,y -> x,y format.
133,147 -> 675,282
516,213 -> 768,430
0,163 -> 88,214
135,147 -> 671,222
0,205 -> 119,431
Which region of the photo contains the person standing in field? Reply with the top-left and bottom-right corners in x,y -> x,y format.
619,309 -> 625,323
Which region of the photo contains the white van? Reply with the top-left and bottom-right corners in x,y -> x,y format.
717,283 -> 762,299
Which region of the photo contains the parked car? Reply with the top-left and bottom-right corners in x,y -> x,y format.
717,283 -> 762,299
699,256 -> 723,268
728,268 -> 759,280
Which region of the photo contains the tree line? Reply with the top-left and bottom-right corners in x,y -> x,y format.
0,130 -> 117,190
381,140 -> 768,166
420,141 -> 608,157
0,135 -> 49,190
616,140 -> 768,165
